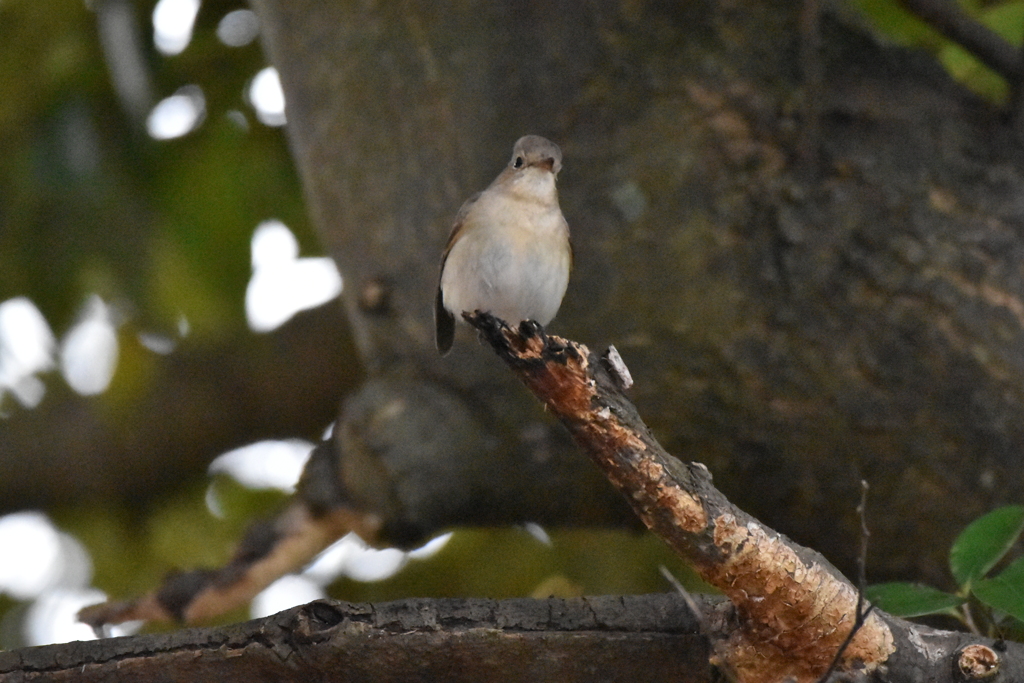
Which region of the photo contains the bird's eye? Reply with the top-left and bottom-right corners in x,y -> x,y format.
513,156 -> 524,169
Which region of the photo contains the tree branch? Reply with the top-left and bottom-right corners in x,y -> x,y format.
1,595 -> 709,682
462,314 -> 1024,683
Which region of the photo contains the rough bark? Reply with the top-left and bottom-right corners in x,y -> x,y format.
2,595 -> 710,682
463,315 -> 1024,683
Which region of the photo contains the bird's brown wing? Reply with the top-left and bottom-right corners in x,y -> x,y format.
568,221 -> 574,273
434,193 -> 482,355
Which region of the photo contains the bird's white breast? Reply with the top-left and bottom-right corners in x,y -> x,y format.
441,170 -> 570,326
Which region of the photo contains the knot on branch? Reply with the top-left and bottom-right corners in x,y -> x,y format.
463,311 -> 581,368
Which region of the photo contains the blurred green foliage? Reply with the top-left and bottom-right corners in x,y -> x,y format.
332,528 -> 706,604
852,0 -> 1024,104
0,0 -> 311,339
46,476 -> 706,641
0,0 -> 319,644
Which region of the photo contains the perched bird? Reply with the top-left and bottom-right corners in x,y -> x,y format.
435,135 -> 572,355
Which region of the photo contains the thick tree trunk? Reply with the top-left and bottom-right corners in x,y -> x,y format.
250,0 -> 1024,583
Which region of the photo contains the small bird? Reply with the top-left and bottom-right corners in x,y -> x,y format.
435,135 -> 572,355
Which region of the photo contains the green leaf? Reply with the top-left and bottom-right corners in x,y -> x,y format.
972,557 -> 1024,622
981,2 -> 1024,44
865,582 -> 964,618
847,0 -> 947,48
950,505 -> 1024,588
937,43 -> 1009,104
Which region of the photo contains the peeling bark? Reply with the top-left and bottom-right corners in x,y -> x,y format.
461,315 -> 1024,683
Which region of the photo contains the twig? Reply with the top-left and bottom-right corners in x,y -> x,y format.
962,598 -> 982,636
816,480 -> 875,683
659,565 -> 707,636
660,566 -> 741,683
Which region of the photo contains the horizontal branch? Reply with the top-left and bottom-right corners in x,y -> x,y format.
1,595 -> 708,682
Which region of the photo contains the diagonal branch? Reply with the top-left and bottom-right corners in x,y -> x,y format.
464,313 -> 895,683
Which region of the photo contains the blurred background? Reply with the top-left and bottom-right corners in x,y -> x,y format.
0,0 -> 701,648
1,0 -> 1022,650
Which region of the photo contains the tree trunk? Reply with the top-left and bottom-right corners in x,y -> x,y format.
251,0 -> 1024,584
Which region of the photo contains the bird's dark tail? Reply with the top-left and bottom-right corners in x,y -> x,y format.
435,288 -> 455,355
